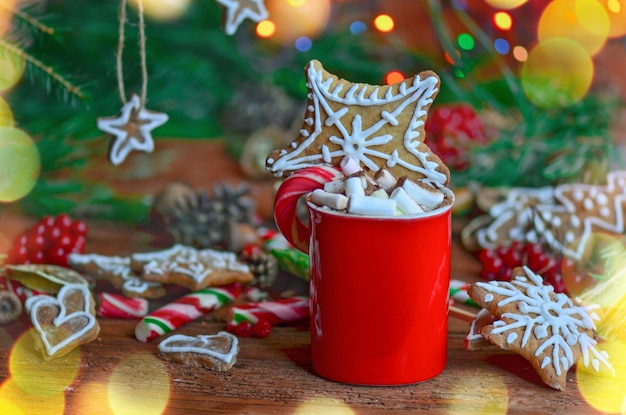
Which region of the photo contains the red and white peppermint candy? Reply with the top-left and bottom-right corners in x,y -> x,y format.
97,292 -> 149,319
274,165 -> 341,252
227,296 -> 309,327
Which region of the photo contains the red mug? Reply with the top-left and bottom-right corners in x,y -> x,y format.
274,166 -> 453,385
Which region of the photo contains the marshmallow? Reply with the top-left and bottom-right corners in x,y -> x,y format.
340,156 -> 362,176
310,189 -> 349,210
374,169 -> 397,192
398,177 -> 444,210
370,188 -> 390,199
324,177 -> 345,194
390,187 -> 425,215
345,175 -> 365,198
348,195 -> 397,216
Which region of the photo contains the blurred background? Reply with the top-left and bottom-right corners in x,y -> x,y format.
1,0 -> 626,223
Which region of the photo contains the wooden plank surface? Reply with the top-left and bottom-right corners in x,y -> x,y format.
0,140 -> 612,414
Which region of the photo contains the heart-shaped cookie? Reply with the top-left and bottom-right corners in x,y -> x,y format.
157,331 -> 239,371
28,283 -> 100,360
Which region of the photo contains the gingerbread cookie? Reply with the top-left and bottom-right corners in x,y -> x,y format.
26,283 -> 100,361
157,331 -> 239,371
68,253 -> 166,299
467,266 -> 613,390
131,244 -> 253,291
266,60 -> 450,189
462,171 -> 626,261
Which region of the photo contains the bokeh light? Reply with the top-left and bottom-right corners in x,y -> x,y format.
256,20 -> 276,38
294,36 -> 312,52
0,96 -> 15,127
0,51 -> 25,92
513,45 -> 528,62
74,381 -> 114,415
493,11 -> 513,30
266,0 -> 331,44
577,339 -> 626,414
0,379 -> 65,415
349,20 -> 367,35
521,38 -> 593,109
294,397 -> 355,415
128,0 -> 191,21
385,70 -> 405,85
9,329 -> 82,397
494,38 -> 510,54
107,352 -> 170,415
445,368 -> 508,414
601,0 -> 626,37
538,0 -> 610,56
0,0 -> 17,37
373,14 -> 394,32
484,0 -> 528,9
457,33 -> 475,51
0,126 -> 41,203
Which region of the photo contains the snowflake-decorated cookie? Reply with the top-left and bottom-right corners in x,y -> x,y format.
266,60 -> 450,188
462,171 -> 626,261
467,266 -> 613,390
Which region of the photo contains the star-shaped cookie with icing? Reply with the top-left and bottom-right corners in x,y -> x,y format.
462,171 -> 626,261
215,0 -> 269,36
266,60 -> 450,188
467,266 -> 613,390
97,94 -> 168,166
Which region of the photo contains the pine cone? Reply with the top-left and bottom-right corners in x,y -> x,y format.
241,246 -> 278,288
152,182 -> 256,249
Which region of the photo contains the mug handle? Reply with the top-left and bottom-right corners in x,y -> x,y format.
273,165 -> 342,253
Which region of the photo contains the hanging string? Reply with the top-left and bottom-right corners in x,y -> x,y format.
116,0 -> 148,106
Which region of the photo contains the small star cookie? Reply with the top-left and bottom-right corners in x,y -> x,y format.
215,0 -> 269,35
131,244 -> 253,291
97,94 -> 168,166
467,266 -> 613,390
266,60 -> 450,188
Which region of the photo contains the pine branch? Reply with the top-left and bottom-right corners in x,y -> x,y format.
0,38 -> 85,101
5,4 -> 55,36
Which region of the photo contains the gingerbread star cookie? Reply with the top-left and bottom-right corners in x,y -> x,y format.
462,171 -> 626,261
26,284 -> 100,361
97,94 -> 168,166
266,60 -> 450,188
67,253 -> 166,299
215,0 -> 268,36
157,331 -> 239,371
131,244 -> 253,291
467,266 -> 613,390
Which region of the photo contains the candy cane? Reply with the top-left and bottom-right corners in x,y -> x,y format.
274,165 -> 342,253
97,292 -> 149,319
135,283 -> 241,343
227,296 -> 309,326
450,279 -> 479,308
0,276 -> 45,304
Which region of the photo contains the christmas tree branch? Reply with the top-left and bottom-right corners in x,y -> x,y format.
2,4 -> 55,36
0,38 -> 85,101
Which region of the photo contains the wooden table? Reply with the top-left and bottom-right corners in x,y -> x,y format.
0,140 -> 617,414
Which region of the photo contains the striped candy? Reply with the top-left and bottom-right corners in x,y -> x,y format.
97,292 -> 149,319
227,296 -> 309,327
134,283 -> 241,342
450,279 -> 479,308
274,165 -> 342,253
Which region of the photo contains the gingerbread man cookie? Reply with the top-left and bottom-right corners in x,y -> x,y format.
157,331 -> 239,371
467,266 -> 613,390
266,60 -> 450,189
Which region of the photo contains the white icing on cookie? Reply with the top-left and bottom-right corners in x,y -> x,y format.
158,331 -> 238,364
476,266 -> 613,376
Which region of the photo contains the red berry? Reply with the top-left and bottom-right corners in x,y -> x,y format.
478,249 -> 503,275
54,214 -> 73,229
44,226 -> 62,240
252,319 -> 272,338
71,236 -> 86,253
225,323 -> 237,334
38,216 -> 55,228
47,244 -> 68,266
234,321 -> 254,337
70,220 -> 88,237
498,242 -> 522,268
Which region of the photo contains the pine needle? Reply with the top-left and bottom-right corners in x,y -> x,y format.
0,38 -> 85,101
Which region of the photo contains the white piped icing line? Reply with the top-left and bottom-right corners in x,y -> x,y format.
158,331 -> 238,364
267,60 -> 446,187
28,284 -> 97,357
476,266 -> 614,377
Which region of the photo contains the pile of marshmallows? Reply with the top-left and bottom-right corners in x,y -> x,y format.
309,157 -> 447,216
